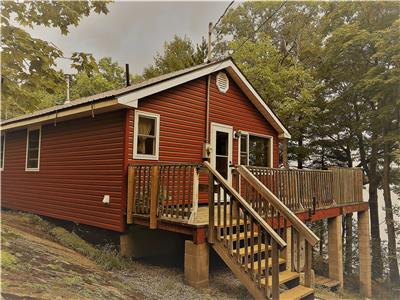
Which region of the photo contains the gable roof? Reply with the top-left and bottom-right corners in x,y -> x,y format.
1,58 -> 291,138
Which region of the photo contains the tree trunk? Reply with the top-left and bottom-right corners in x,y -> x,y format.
319,220 -> 324,256
369,145 -> 384,279
382,138 -> 400,284
344,213 -> 353,275
298,137 -> 303,169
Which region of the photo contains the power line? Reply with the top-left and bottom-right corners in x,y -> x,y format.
212,1 -> 235,31
209,0 -> 287,71
229,0 -> 287,58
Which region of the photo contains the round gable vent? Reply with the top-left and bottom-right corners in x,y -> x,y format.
216,72 -> 229,93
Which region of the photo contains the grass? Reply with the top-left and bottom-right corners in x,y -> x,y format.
1,250 -> 18,271
10,211 -> 132,271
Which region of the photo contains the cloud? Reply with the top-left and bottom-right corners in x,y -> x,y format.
21,1 -> 228,74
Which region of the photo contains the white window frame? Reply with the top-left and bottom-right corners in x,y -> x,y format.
133,110 -> 160,160
0,132 -> 5,171
25,125 -> 42,172
238,131 -> 273,167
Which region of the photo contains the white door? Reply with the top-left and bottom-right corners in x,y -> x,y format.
210,123 -> 233,184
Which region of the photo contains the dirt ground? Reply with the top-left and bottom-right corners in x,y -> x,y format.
1,211 -> 251,300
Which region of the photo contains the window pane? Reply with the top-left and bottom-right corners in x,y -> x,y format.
27,158 -> 38,169
216,156 -> 228,179
137,136 -> 155,155
29,130 -> 40,147
240,135 -> 247,152
138,116 -> 155,136
240,154 -> 248,165
27,129 -> 40,169
249,135 -> 270,167
216,132 -> 229,156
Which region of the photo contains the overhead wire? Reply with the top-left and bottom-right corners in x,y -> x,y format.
209,0 -> 288,72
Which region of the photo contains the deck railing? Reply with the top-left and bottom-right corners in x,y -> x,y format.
245,166 -> 363,211
236,165 -> 319,289
204,161 -> 288,298
126,163 -> 200,227
126,163 -> 364,226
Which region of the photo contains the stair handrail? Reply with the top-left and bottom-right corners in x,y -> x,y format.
204,161 -> 286,248
237,165 -> 320,246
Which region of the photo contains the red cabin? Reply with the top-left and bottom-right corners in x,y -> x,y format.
1,58 -> 371,299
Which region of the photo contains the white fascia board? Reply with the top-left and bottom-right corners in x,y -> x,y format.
225,63 -> 292,139
117,94 -> 138,108
116,60 -> 232,103
1,99 -> 120,131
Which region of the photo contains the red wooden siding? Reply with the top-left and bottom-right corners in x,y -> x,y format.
1,111 -> 126,232
127,73 -> 279,167
127,77 -> 207,164
209,74 -> 279,168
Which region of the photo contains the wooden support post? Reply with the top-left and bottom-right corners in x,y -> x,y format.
184,240 -> 209,288
149,165 -> 159,229
358,210 -> 372,298
127,166 -> 135,224
208,170 -> 215,243
328,215 -> 343,289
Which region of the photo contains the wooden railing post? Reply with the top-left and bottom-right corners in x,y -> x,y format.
304,241 -> 312,287
127,166 -> 135,224
208,169 -> 215,243
188,167 -> 199,224
150,165 -> 159,229
271,239 -> 280,300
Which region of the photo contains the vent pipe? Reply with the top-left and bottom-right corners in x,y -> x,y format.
125,64 -> 130,86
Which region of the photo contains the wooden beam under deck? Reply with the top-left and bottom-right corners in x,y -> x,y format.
128,202 -> 369,240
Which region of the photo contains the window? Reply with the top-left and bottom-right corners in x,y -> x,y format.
133,111 -> 160,160
0,134 -> 5,170
239,133 -> 272,167
26,127 -> 41,171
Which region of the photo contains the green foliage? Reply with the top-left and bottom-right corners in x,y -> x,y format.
143,35 -> 207,79
1,1 -> 111,119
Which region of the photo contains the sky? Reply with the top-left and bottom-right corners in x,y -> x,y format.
22,1 -> 232,75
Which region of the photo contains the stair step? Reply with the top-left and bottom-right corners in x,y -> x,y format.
280,285 -> 314,300
233,244 -> 271,256
261,270 -> 299,287
225,231 -> 259,241
249,257 -> 286,270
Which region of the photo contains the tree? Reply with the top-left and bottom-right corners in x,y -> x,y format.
224,34 -> 319,168
142,35 -> 207,79
214,1 -> 400,282
1,1 -> 110,119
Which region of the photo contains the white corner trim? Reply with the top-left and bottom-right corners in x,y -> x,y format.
25,125 -> 42,172
133,110 -> 160,160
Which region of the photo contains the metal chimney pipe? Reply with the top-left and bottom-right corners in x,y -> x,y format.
125,64 -> 130,86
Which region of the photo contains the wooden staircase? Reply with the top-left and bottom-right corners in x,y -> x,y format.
204,162 -> 320,299
212,221 -> 314,300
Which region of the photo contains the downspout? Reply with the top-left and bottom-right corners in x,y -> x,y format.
205,75 -> 211,144
203,75 -> 212,160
